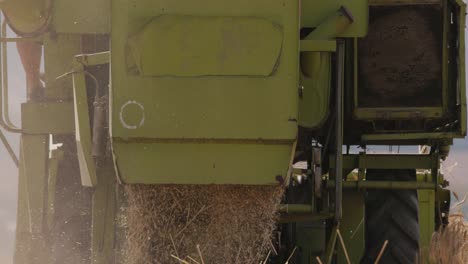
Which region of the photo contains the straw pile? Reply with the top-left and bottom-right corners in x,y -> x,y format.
430,213 -> 468,264
121,184 -> 284,264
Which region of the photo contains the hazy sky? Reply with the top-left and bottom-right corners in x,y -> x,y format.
0,14 -> 468,264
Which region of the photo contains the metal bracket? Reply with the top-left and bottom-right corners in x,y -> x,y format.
71,51 -> 109,187
330,153 -> 439,170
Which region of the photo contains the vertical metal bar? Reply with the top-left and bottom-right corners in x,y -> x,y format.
335,40 -> 345,222
441,1 -> 449,117
458,2 -> 467,136
0,128 -> 18,166
72,62 -> 98,187
0,16 -> 19,166
1,20 -> 15,127
0,16 -> 3,121
92,162 -> 116,264
14,139 -> 30,264
19,134 -> 50,263
0,19 -> 20,133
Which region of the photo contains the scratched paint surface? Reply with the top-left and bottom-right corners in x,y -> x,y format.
0,12 -> 467,264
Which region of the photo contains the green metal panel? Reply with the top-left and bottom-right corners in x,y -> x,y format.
72,62 -> 97,187
455,0 -> 467,136
299,52 -> 332,128
298,6 -> 353,129
279,204 -> 314,214
112,0 -> 298,140
362,132 -> 459,141
44,34 -> 82,100
300,40 -> 337,52
71,52 -> 110,187
21,102 -> 74,134
418,189 -> 435,264
330,154 -> 438,170
354,106 -> 445,120
114,142 -> 291,185
21,135 -> 49,237
111,0 -> 299,184
14,140 -> 31,264
338,190 -> 365,264
14,135 -> 50,264
294,221 -> 327,264
92,163 -> 116,264
75,51 -> 111,67
52,0 -> 110,34
361,133 -> 460,146
127,15 -> 282,77
47,148 -> 62,229
301,0 -> 368,37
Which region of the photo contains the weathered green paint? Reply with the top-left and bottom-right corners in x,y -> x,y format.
338,190 -> 365,264
44,34 -> 82,100
301,0 -> 368,37
75,51 -> 110,67
127,15 -> 282,77
300,40 -> 337,52
92,163 -> 116,264
114,142 -> 292,185
3,1 -> 466,263
53,0 -> 110,34
111,0 -> 299,185
418,189 -> 436,264
305,7 -> 354,40
298,7 -> 353,129
21,102 -> 74,134
47,148 -> 62,229
14,135 -> 50,264
72,62 -> 97,187
14,139 -> 31,264
71,52 -> 110,187
299,52 -> 332,128
361,132 -> 461,143
279,204 -> 314,214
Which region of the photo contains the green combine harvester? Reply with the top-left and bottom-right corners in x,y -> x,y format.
0,0 -> 465,263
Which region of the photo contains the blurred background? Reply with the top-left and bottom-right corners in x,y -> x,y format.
0,26 -> 27,263
0,14 -> 467,264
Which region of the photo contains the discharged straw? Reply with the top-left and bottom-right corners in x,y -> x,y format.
121,184 -> 284,264
430,213 -> 468,264
374,240 -> 388,264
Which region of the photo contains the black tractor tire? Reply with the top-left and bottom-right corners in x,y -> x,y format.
361,169 -> 420,264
